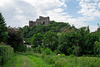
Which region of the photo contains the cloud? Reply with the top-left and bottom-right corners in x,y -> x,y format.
76,0 -> 100,31
93,0 -> 100,2
0,0 -> 38,27
0,0 -> 14,7
78,0 -> 100,18
89,26 -> 98,32
98,2 -> 100,8
0,0 -> 99,32
0,0 -> 68,27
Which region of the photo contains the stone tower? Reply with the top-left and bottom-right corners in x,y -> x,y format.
29,16 -> 50,27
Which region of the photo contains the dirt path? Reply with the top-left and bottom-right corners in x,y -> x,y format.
22,56 -> 27,67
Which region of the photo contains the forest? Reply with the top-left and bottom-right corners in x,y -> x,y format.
21,20 -> 100,56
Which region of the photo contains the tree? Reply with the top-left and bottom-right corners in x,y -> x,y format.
43,31 -> 58,51
7,27 -> 24,52
30,33 -> 43,48
94,41 -> 100,54
57,32 -> 69,54
94,27 -> 100,55
0,12 -> 8,43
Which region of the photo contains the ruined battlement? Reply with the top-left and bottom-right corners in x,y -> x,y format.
29,16 -> 50,27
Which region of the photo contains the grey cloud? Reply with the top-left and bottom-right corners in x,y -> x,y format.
1,0 -> 38,27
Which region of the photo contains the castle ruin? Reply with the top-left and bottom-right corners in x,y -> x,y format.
29,16 -> 50,27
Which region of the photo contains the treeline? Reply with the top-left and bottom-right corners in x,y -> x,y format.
21,21 -> 100,56
0,12 -> 14,65
21,21 -> 77,39
0,12 -> 26,52
0,12 -> 27,65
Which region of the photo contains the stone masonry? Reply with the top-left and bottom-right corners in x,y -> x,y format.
29,16 -> 50,27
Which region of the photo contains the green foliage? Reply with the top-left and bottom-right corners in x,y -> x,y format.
30,33 -> 43,48
21,21 -> 76,38
57,27 -> 98,55
94,41 -> 100,54
43,31 -> 58,51
59,54 -> 66,57
0,45 -> 14,65
0,56 -> 2,63
0,12 -> 8,43
54,60 -> 64,67
44,56 -> 55,64
54,49 -> 61,54
57,32 -> 69,55
94,26 -> 100,55
27,48 -> 33,51
43,48 -> 53,55
73,45 -> 80,56
7,27 -> 24,52
36,45 -> 42,53
69,54 -> 75,58
32,52 -> 100,67
29,55 -> 52,67
18,44 -> 27,52
21,20 -> 99,56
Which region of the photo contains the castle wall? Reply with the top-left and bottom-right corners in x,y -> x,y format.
29,21 -> 36,26
29,16 -> 50,27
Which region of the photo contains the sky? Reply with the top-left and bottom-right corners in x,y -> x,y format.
0,0 -> 100,32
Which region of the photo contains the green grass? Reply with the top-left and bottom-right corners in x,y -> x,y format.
1,52 -> 100,67
1,54 -> 36,67
15,55 -> 24,67
30,53 -> 100,67
2,54 -> 23,67
2,54 -> 17,67
1,53 -> 51,67
28,55 -> 52,67
23,56 -> 36,67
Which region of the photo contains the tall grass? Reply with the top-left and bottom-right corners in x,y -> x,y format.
30,52 -> 100,67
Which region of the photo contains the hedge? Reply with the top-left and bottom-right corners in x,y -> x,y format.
0,45 -> 14,65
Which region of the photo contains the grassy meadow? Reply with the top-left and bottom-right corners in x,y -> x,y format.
1,52 -> 100,67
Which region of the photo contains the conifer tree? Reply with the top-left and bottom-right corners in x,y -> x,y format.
0,12 -> 8,43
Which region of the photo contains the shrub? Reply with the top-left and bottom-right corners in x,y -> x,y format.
36,45 -> 45,53
27,48 -> 33,51
43,48 -> 53,55
0,45 -> 14,65
69,54 -> 75,58
54,50 -> 61,54
20,44 -> 27,52
44,56 -> 55,64
16,44 -> 27,52
36,45 -> 41,53
54,60 -> 63,67
41,54 -> 45,59
59,54 -> 66,57
40,48 -> 45,53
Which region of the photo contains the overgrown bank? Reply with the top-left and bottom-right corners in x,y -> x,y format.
0,45 -> 14,65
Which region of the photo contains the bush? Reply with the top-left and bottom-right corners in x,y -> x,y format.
44,56 -> 55,64
0,45 -> 14,65
43,48 -> 53,55
36,45 -> 45,53
20,44 -> 27,52
69,54 -> 75,58
59,54 -> 66,57
36,45 -> 41,53
27,48 -> 33,51
17,44 -> 27,52
54,50 -> 61,54
54,60 -> 63,67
